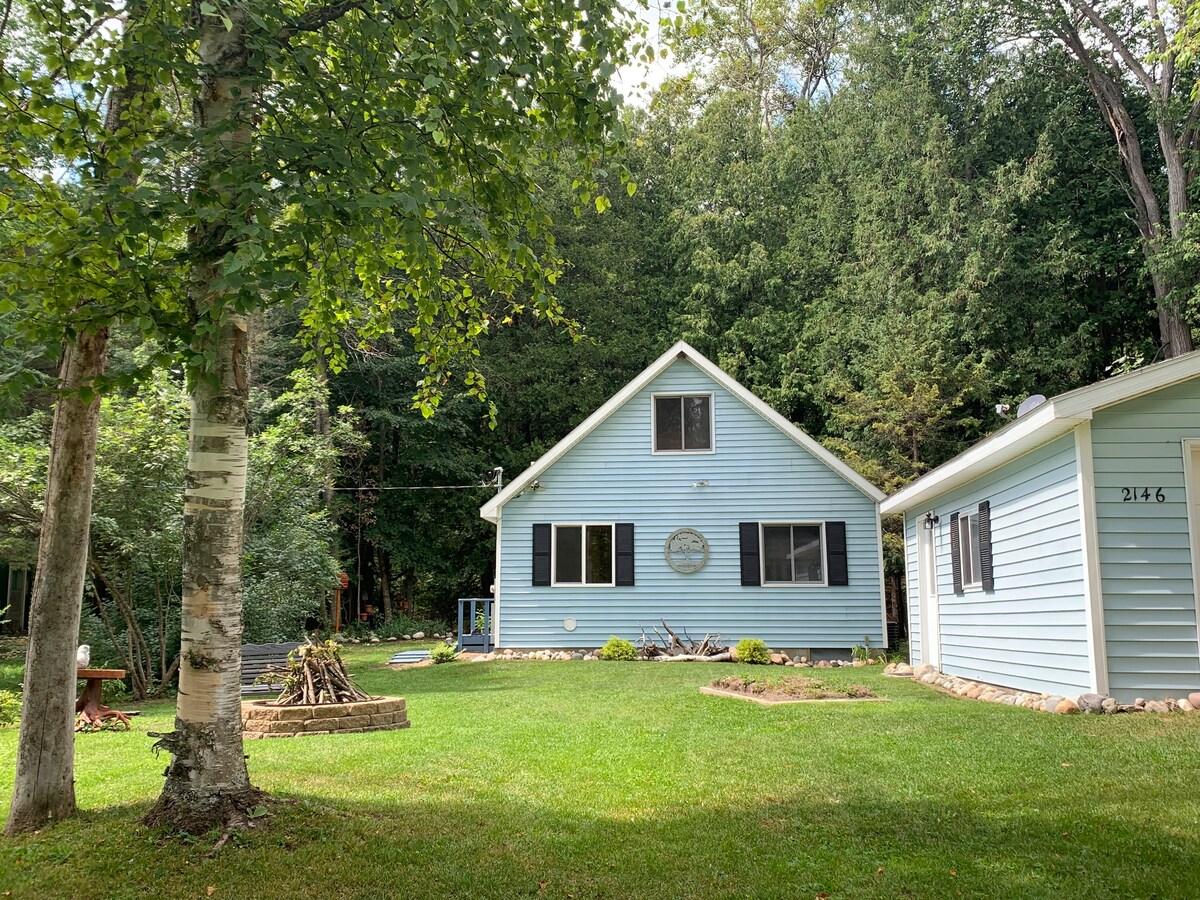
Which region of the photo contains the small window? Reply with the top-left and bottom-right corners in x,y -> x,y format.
653,394 -> 712,452
958,510 -> 982,589
761,523 -> 825,585
553,524 -> 614,585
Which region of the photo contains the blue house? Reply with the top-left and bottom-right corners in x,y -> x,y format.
882,353 -> 1200,703
479,342 -> 886,655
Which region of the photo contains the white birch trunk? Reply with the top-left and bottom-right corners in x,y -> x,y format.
5,329 -> 108,835
145,6 -> 261,831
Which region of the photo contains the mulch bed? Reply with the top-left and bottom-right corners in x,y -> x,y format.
702,675 -> 887,706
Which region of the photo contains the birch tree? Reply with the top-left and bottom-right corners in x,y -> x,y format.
5,0 -> 645,834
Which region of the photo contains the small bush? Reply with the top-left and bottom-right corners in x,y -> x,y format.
429,641 -> 458,664
735,638 -> 770,665
599,636 -> 638,661
0,689 -> 20,727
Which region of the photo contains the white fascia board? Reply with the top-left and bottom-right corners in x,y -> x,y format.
880,403 -> 1080,515
479,341 -> 695,523
881,349 -> 1200,516
679,349 -> 885,501
481,340 -> 885,521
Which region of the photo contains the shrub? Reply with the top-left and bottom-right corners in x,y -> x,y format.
430,641 -> 458,664
735,638 -> 770,665
599,636 -> 638,661
0,689 -> 19,727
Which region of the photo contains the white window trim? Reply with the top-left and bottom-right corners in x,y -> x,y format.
650,391 -> 716,455
550,522 -> 616,587
760,521 -> 828,588
958,508 -> 983,590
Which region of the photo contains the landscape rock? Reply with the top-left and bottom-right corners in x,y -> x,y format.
1054,698 -> 1080,714
914,663 -> 936,678
770,654 -> 785,665
1101,697 -> 1119,714
1189,692 -> 1200,709
1146,700 -> 1171,714
402,634 -> 412,641
369,636 -> 381,644
1078,692 -> 1106,714
815,660 -> 830,668
413,631 -> 425,640
1178,698 -> 1194,712
799,656 -> 808,663
386,636 -> 397,642
571,652 -> 585,661
852,660 -> 867,668
1044,696 -> 1064,713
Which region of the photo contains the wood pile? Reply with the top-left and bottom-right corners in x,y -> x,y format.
638,620 -> 731,662
261,636 -> 371,705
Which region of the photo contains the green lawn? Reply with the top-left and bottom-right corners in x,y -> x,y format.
1,645 -> 1199,899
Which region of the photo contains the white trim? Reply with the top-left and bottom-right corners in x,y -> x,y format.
918,516 -> 941,668
550,522 -> 616,587
759,521 -> 828,587
1182,439 -> 1200,677
958,509 -> 983,590
1075,423 -> 1108,695
650,391 -> 716,455
481,341 -> 883,522
493,508 -> 503,646
876,504 -> 887,647
882,349 -> 1200,515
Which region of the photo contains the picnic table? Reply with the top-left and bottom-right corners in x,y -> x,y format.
75,668 -> 133,730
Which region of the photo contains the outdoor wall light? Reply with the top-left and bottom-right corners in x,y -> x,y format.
923,512 -> 940,530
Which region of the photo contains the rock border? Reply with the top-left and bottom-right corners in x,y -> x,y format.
903,664 -> 1200,715
242,696 -> 410,738
470,647 -> 889,667
700,685 -> 891,706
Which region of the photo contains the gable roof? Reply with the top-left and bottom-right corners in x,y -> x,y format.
881,349 -> 1200,516
480,341 -> 883,522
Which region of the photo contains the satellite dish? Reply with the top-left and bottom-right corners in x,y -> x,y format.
1016,394 -> 1048,417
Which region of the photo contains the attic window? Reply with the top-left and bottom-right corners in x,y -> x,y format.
653,394 -> 713,452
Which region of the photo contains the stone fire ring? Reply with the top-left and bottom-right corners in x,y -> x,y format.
242,696 -> 409,739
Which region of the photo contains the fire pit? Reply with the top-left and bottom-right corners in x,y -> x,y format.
241,636 -> 410,739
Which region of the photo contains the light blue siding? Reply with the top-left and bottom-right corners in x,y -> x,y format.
1091,379 -> 1200,702
915,435 -> 1091,695
497,359 -> 883,650
905,514 -> 922,664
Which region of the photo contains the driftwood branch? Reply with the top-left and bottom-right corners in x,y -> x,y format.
637,619 -> 726,660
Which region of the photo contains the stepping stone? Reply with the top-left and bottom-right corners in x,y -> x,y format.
389,650 -> 432,664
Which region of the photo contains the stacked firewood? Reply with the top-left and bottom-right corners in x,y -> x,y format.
638,620 -> 731,662
263,636 -> 371,705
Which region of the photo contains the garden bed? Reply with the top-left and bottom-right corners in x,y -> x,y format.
701,675 -> 887,706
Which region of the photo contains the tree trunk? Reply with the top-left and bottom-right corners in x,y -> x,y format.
5,328 -> 108,836
379,548 -> 393,623
145,5 -> 261,832
145,315 -> 257,832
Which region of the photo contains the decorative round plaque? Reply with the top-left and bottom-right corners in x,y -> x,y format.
664,528 -> 709,574
563,617 -> 578,632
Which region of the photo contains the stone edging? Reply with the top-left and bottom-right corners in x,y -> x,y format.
242,696 -> 409,738
898,663 -> 1200,715
700,686 -> 891,706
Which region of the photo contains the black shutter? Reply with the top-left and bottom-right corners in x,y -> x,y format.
978,501 -> 994,592
825,521 -> 848,586
739,523 -> 761,586
615,523 -> 635,586
532,524 -> 551,586
949,512 -> 962,595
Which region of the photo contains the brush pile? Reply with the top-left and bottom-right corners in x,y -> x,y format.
637,619 -> 731,662
261,636 -> 371,705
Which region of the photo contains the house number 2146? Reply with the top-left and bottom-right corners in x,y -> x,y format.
1121,487 -> 1165,502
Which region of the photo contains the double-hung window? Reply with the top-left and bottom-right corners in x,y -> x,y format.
653,394 -> 713,452
761,523 -> 825,585
957,509 -> 983,589
553,524 -> 614,585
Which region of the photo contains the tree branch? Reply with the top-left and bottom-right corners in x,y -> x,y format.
276,0 -> 368,46
1068,0 -> 1158,98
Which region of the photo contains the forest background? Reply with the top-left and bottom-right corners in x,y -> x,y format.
1,0 -> 1190,699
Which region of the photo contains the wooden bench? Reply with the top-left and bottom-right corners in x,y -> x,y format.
241,642 -> 301,695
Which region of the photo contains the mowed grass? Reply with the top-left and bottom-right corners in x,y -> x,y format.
1,645 -> 1199,899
